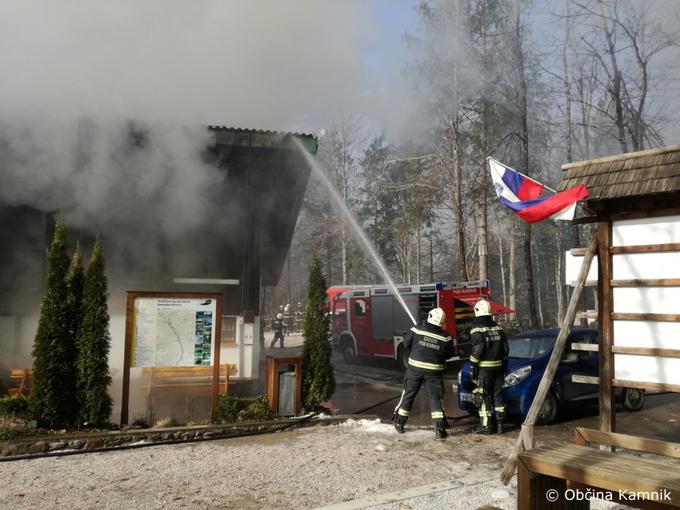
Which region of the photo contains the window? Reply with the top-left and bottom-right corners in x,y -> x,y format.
354,299 -> 366,317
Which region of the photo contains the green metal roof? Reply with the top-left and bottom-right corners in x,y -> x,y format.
208,126 -> 318,154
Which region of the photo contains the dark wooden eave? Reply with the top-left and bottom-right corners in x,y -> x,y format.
558,144 -> 680,222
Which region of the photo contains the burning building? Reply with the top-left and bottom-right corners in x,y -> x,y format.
0,125 -> 317,423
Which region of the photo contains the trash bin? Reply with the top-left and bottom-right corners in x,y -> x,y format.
266,356 -> 302,416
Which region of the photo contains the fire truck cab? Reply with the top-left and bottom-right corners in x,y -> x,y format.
328,280 -> 512,370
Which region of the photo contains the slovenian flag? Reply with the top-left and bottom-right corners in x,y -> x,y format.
488,158 -> 588,223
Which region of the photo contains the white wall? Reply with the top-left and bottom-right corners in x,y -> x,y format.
611,214 -> 680,386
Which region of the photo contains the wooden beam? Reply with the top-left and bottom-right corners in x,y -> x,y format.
567,281 -> 598,287
610,205 -> 680,222
612,346 -> 680,358
611,278 -> 680,287
570,247 -> 588,256
574,428 -> 587,446
571,342 -> 598,352
612,313 -> 680,322
613,379 -> 680,393
572,375 -> 599,385
611,243 -> 680,254
574,427 -> 680,459
500,233 -> 598,485
598,222 -> 615,434
575,311 -> 598,320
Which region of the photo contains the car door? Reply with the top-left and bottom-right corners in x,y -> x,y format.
562,331 -> 599,401
350,297 -> 372,355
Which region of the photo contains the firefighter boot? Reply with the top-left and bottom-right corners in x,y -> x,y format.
434,420 -> 448,441
473,425 -> 492,435
393,414 -> 407,434
496,410 -> 505,435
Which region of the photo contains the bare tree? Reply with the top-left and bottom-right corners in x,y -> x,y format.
572,0 -> 678,151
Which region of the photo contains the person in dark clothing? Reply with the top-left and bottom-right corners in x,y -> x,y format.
393,307 -> 455,440
469,299 -> 509,434
271,313 -> 285,348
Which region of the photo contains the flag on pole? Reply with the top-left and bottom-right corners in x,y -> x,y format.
488,157 -> 588,223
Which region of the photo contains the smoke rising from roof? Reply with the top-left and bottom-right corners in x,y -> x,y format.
0,1 -> 412,290
0,0 -> 381,130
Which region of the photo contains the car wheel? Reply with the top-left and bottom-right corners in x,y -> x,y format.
622,387 -> 645,412
537,391 -> 559,425
341,339 -> 356,364
397,346 -> 409,371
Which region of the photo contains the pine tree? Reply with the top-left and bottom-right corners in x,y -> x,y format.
65,243 -> 85,425
77,236 -> 112,427
29,219 -> 74,428
300,255 -> 335,411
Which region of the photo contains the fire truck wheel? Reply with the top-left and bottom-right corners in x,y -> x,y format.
397,347 -> 409,371
340,338 -> 356,364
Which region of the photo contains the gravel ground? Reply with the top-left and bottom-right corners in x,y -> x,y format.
0,418 -> 631,510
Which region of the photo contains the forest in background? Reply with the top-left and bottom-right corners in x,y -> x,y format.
265,0 -> 679,330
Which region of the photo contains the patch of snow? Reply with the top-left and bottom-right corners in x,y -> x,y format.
491,489 -> 510,500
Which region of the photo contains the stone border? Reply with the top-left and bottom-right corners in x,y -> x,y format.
0,415 -> 369,460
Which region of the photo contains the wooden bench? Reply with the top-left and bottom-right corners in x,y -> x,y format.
518,427 -> 680,509
141,364 -> 238,397
7,369 -> 32,397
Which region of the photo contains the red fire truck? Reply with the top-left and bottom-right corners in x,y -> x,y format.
327,280 -> 512,369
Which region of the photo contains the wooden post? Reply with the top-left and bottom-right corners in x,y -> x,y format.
501,233 -> 598,485
210,300 -> 223,421
120,293 -> 134,425
598,222 -> 615,433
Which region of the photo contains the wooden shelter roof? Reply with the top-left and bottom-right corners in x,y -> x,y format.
557,144 -> 680,202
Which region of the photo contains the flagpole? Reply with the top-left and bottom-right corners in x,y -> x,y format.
487,156 -> 557,194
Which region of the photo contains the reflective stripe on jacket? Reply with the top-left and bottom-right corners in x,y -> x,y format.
404,322 -> 455,372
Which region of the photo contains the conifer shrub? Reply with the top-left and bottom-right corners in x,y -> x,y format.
76,237 -> 113,427
300,255 -> 335,411
29,219 -> 77,428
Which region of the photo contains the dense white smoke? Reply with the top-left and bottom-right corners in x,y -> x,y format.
0,0 -> 417,240
0,0 -> 378,129
0,0 -> 410,277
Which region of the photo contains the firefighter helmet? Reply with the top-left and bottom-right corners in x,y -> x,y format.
427,307 -> 446,327
474,299 -> 492,317
276,313 -> 283,320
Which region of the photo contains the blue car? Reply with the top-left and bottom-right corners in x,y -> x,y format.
454,328 -> 645,424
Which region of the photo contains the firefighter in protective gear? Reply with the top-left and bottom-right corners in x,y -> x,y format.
470,299 -> 509,435
393,307 -> 455,440
271,313 -> 285,348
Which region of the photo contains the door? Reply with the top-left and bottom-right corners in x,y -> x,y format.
370,295 -> 395,357
350,297 -> 372,355
560,331 -> 599,401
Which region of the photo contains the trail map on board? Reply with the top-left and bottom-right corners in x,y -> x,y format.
132,297 -> 216,367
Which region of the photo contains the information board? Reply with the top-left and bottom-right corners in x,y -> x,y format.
131,297 -> 217,367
